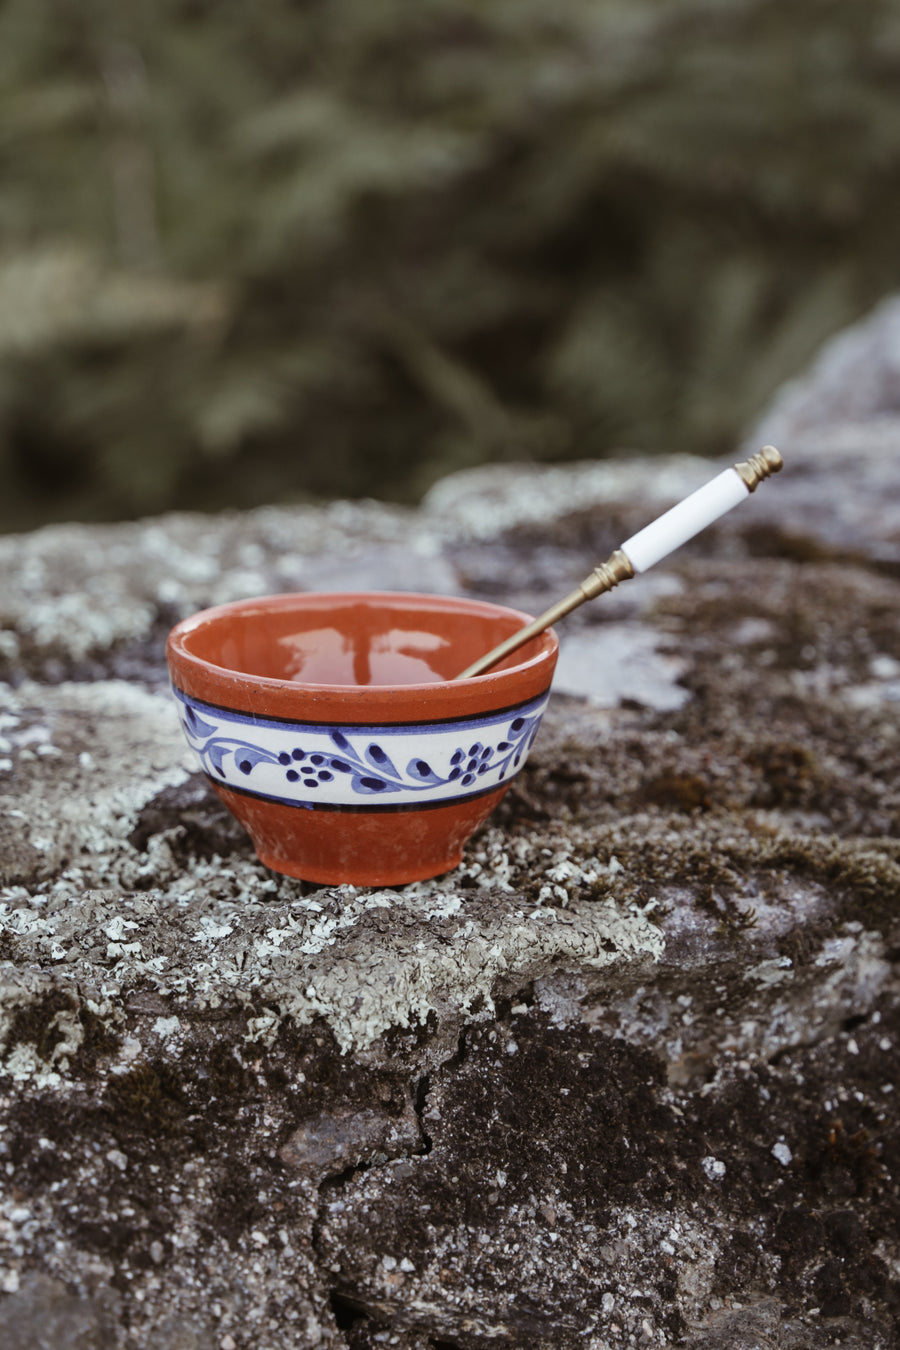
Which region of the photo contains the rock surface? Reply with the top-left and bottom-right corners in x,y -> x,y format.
2,306 -> 900,1347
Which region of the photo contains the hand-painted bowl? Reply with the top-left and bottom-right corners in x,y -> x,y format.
166,592 -> 558,885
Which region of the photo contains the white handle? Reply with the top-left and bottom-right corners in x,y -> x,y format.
621,467 -> 748,573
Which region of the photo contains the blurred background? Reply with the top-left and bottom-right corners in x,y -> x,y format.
3,0 -> 900,534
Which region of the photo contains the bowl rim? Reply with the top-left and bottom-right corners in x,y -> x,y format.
166,591 -> 558,720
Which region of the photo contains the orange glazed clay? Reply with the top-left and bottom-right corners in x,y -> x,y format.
167,592 -> 558,885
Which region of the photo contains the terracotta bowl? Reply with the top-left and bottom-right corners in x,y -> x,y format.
166,592 -> 558,885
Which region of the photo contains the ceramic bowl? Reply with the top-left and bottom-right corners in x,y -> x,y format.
166,592 -> 558,885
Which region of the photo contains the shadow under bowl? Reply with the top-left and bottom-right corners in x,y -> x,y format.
166,592 -> 558,885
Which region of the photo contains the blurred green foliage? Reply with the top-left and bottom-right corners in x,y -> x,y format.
3,0 -> 900,530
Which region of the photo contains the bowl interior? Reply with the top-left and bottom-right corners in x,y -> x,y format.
176,593 -> 546,688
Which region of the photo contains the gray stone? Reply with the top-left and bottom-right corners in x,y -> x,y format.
2,302 -> 900,1346
0,1274 -> 118,1350
747,293 -> 900,449
152,1316 -> 216,1350
280,1103 -> 423,1179
552,621 -> 690,710
743,292 -> 900,568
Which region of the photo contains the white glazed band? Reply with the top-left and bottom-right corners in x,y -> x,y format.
174,686 -> 550,812
621,468 -> 749,573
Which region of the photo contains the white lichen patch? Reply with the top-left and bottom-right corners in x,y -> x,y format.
0,498 -> 436,669
284,891 -> 663,1053
0,970 -> 85,1084
421,454 -> 714,541
0,881 -> 663,1057
0,679 -> 192,885
15,593 -> 156,664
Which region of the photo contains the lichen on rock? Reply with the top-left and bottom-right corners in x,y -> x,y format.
2,308 -> 900,1346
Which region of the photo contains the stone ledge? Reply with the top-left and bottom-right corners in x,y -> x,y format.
2,305 -> 900,1347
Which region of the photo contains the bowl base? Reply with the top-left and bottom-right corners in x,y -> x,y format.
210,781 -> 508,888
253,847 -> 465,887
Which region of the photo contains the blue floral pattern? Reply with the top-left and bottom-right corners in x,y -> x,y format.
174,692 -> 548,809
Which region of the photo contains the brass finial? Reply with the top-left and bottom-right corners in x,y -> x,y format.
734,444 -> 783,493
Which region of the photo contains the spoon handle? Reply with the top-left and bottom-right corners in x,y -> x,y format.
621,444 -> 782,572
454,446 -> 783,680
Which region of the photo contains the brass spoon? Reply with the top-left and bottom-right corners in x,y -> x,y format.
455,446 -> 784,680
